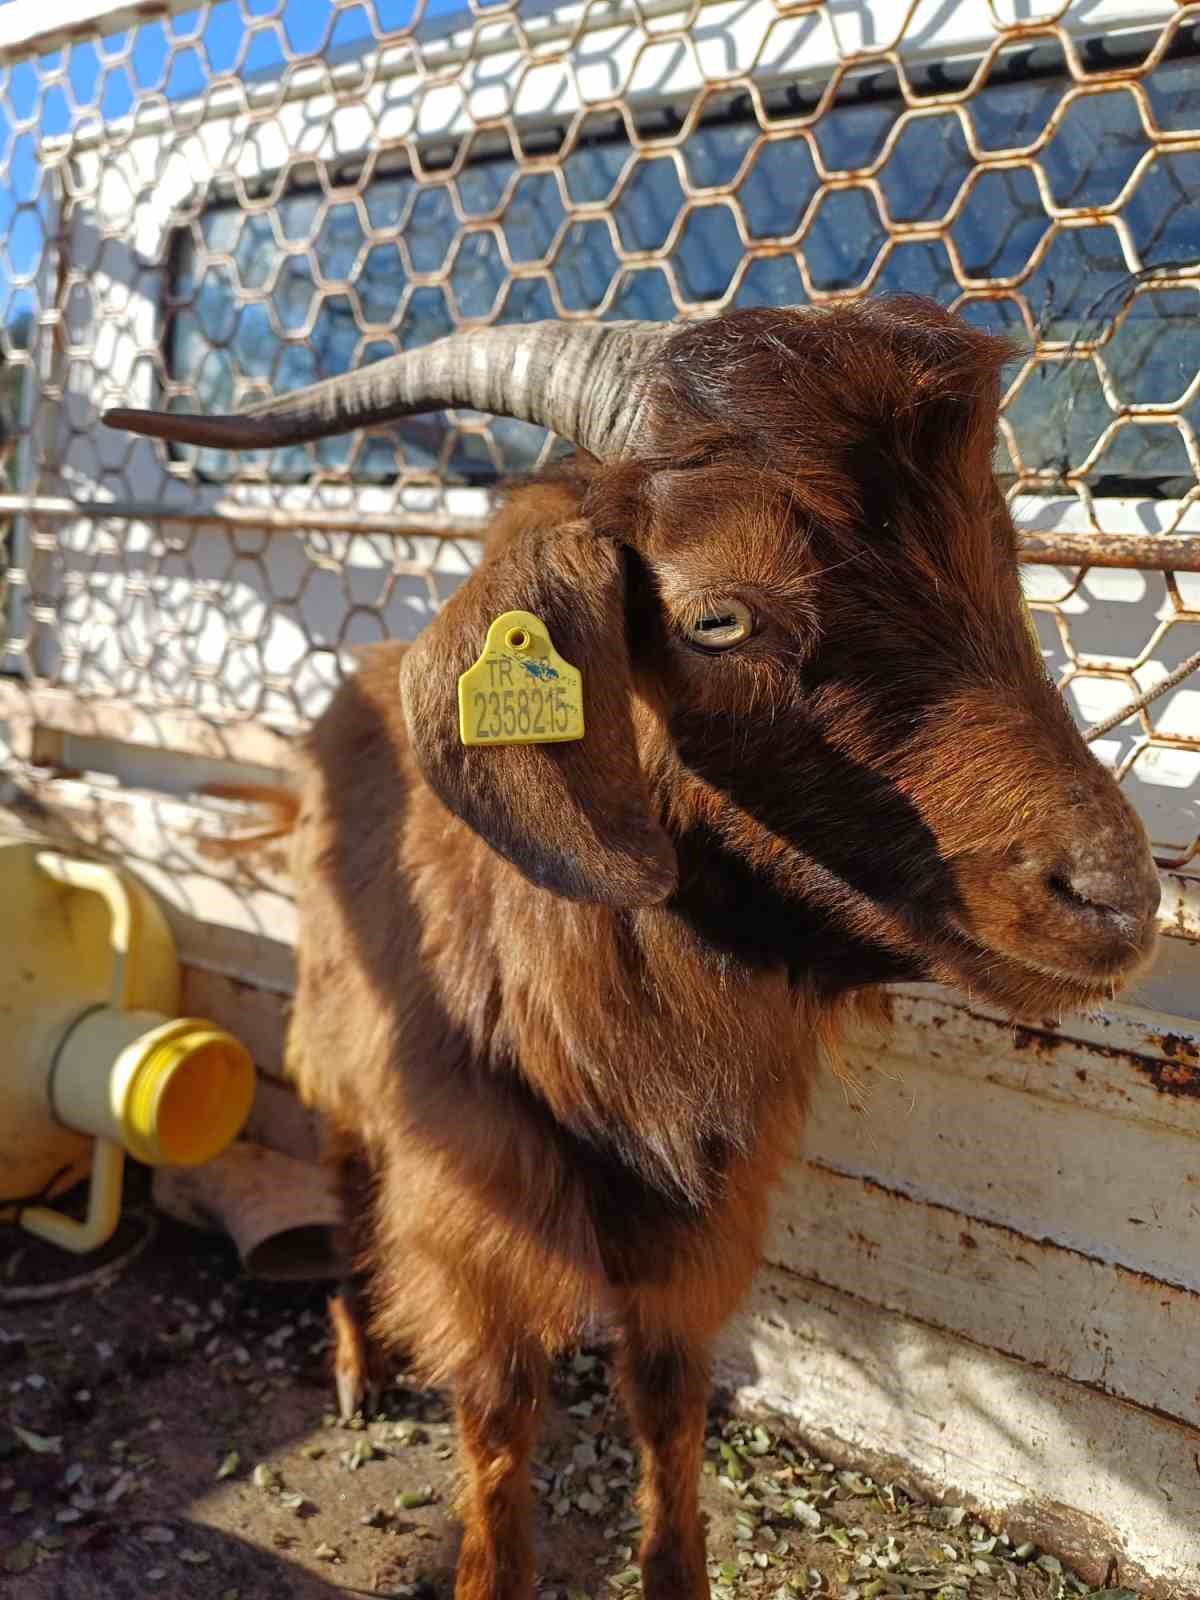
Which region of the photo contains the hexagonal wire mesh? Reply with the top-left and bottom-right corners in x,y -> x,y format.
0,0 -> 1198,878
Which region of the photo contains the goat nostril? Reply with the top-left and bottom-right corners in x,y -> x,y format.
1045,867 -> 1149,927
1047,872 -> 1098,912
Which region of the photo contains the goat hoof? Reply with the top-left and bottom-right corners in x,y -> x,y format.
335,1367 -> 385,1422
336,1369 -> 367,1423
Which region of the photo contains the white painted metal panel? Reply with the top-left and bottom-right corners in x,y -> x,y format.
772,1153 -> 1199,1422
798,990 -> 1200,1279
720,987 -> 1200,1595
718,1263 -> 1200,1598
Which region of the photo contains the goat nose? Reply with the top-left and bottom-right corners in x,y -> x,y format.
1045,844 -> 1160,932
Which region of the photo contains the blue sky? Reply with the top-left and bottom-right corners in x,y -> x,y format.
0,0 -> 467,322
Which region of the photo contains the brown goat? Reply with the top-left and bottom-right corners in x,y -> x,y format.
108,296 -> 1160,1599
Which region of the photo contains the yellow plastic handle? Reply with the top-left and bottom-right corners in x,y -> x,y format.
35,852 -> 138,1008
19,1140 -> 125,1254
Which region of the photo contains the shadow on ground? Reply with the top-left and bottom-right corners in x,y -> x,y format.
1,1191 -> 1140,1599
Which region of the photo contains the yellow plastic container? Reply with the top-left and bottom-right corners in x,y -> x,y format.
0,841 -> 254,1253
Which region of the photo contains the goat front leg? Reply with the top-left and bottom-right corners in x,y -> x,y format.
617,1331 -> 712,1600
326,1132 -> 387,1420
453,1338 -> 548,1600
328,1280 -> 385,1421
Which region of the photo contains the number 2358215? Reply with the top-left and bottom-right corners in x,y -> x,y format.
471,683 -> 574,740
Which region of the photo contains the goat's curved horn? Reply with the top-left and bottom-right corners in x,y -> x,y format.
102,321 -> 671,460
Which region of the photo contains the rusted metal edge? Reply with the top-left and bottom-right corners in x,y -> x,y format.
871,986 -> 1200,1136
1156,870 -> 1200,944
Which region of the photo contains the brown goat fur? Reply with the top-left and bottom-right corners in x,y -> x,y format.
280,298 -> 1159,1599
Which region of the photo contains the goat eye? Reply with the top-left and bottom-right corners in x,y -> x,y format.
682,599 -> 755,652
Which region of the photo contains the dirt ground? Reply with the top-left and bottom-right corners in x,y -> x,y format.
1,1198 -> 1142,1600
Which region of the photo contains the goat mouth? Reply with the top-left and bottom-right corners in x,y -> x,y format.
928,922 -> 1153,1019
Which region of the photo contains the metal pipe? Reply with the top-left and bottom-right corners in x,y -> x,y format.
1018,531 -> 1200,572
3,493 -> 1200,570
0,493 -> 486,540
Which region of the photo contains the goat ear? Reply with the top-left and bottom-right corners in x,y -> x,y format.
398,521 -> 677,907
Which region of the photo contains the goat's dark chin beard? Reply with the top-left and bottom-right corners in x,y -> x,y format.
926,929 -> 1128,1022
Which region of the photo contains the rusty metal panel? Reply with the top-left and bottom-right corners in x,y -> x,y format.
735,985 -> 1200,1596
768,1160 -> 1200,1426
798,989 -> 1200,1279
756,987 -> 1200,1434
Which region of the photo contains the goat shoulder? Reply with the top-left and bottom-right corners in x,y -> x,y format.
287,630 -> 812,1347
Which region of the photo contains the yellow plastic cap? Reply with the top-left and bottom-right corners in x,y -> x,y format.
119,1019 -> 255,1167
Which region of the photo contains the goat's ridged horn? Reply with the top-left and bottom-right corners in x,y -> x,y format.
102,321 -> 671,460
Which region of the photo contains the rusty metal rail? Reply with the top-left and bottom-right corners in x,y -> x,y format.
1019,530 -> 1200,571
4,494 -> 1200,571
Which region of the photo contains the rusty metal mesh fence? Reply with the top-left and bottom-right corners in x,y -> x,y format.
0,0 -> 1199,877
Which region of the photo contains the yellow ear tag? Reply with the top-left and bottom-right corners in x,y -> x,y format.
458,610 -> 585,747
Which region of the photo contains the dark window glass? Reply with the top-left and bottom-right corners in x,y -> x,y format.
171,65 -> 1199,490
